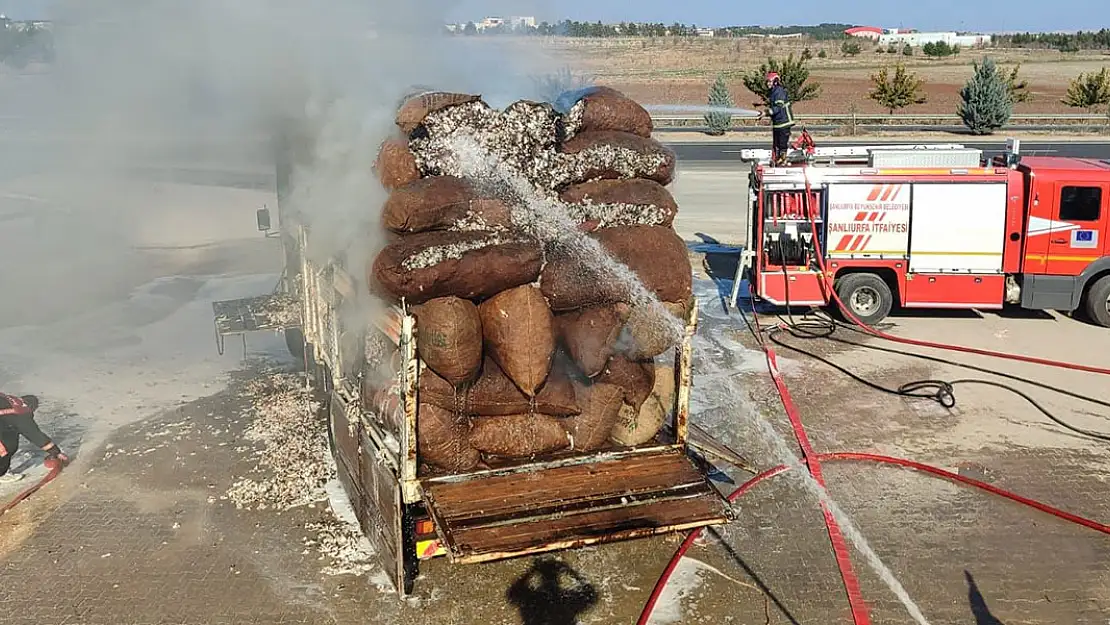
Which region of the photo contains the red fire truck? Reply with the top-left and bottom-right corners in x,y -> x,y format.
735,140 -> 1110,327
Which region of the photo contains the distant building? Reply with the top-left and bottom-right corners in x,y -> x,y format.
696,27 -> 715,37
845,26 -> 883,40
509,16 -> 536,29
879,31 -> 992,47
477,17 -> 504,31
468,16 -> 535,31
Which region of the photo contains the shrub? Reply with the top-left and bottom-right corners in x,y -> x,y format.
869,63 -> 927,114
741,53 -> 822,106
704,74 -> 734,135
1062,67 -> 1110,113
958,57 -> 1013,135
1004,63 -> 1033,104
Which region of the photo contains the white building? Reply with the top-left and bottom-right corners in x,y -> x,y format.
471,16 -> 535,31
879,31 -> 992,47
509,16 -> 537,29
696,27 -> 715,37
477,17 -> 504,31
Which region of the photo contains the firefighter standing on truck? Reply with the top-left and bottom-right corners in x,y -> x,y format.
760,72 -> 795,165
0,393 -> 68,484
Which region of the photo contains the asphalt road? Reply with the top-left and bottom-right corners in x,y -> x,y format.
667,139 -> 1110,163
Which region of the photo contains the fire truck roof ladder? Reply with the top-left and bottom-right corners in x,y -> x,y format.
740,143 -> 972,166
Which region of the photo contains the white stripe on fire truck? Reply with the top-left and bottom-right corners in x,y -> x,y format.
1026,216 -> 1081,236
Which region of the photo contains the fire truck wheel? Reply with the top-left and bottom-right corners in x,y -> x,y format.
835,273 -> 893,326
1084,275 -> 1110,328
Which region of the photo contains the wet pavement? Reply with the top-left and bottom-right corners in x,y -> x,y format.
3,287 -> 1110,624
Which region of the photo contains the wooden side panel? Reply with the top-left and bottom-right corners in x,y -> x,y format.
422,449 -> 730,564
674,299 -> 697,446
399,314 -> 420,504
331,395 -> 361,478
358,431 -> 408,593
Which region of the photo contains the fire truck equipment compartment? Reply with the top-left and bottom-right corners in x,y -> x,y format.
826,183 -> 911,259
908,183 -> 1008,273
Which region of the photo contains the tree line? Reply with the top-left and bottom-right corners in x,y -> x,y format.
996,29 -> 1110,52
703,54 -> 1110,135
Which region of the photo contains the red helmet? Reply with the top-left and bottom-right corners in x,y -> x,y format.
766,72 -> 780,83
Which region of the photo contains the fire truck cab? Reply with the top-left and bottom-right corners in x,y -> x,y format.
736,140 -> 1110,327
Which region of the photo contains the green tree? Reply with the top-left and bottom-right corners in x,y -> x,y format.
1004,63 -> 1032,104
801,48 -> 813,61
462,21 -> 477,35
958,58 -> 1013,135
704,74 -> 735,135
1062,68 -> 1110,113
818,49 -> 828,59
742,54 -> 822,106
903,44 -> 914,56
869,63 -> 927,114
841,40 -> 862,56
923,41 -> 959,57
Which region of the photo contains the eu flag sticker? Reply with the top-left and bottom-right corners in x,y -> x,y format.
1072,229 -> 1098,249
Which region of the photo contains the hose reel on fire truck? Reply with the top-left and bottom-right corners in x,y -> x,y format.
761,186 -> 824,269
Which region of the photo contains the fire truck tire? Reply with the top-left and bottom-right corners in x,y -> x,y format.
835,273 -> 893,326
1083,275 -> 1110,328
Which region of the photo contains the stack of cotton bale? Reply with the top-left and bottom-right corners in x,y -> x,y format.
368,87 -> 691,473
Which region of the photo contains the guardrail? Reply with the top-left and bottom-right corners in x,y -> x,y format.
649,112 -> 1109,127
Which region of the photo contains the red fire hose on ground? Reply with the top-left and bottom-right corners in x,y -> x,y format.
639,317 -> 1110,624
0,456 -> 67,518
638,165 -> 1110,624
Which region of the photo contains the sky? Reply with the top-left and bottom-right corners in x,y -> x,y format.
1,0 -> 1104,33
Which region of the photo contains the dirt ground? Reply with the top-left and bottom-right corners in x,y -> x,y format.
538,37 -> 1110,115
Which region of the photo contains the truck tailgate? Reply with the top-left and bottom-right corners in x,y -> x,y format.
420,448 -> 731,563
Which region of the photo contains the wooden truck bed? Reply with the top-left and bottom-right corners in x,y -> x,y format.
421,448 -> 730,563
292,224 -> 731,593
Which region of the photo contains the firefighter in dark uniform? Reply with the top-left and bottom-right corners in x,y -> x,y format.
761,72 -> 796,165
0,393 -> 68,484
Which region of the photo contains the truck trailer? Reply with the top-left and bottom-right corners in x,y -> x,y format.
735,140 -> 1110,327
210,129 -> 732,595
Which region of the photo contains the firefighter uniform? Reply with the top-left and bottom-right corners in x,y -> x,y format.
766,73 -> 796,165
0,393 -> 66,483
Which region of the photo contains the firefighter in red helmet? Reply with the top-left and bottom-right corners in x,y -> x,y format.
759,72 -> 796,165
0,393 -> 69,484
